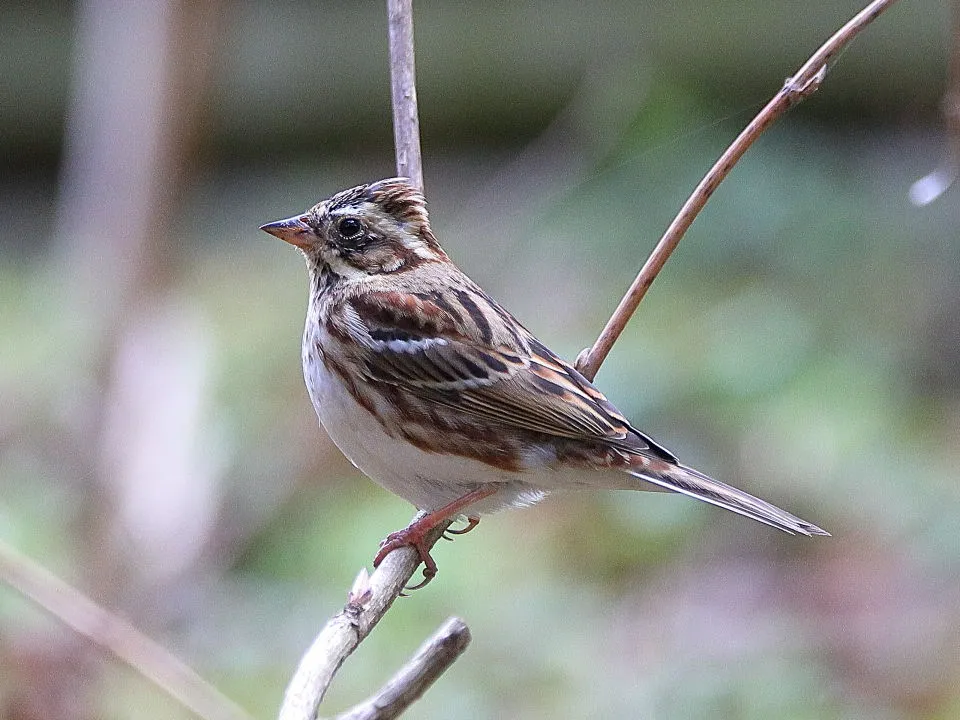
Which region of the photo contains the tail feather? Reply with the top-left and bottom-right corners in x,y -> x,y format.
629,464 -> 830,537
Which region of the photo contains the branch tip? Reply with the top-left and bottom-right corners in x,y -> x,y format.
334,617 -> 471,720
347,567 -> 373,609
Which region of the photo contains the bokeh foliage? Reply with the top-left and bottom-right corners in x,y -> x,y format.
1,1 -> 958,718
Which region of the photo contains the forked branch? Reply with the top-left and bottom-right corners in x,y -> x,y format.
281,0 -> 907,718
279,1 -> 457,717
277,517 -> 457,720
333,617 -> 471,720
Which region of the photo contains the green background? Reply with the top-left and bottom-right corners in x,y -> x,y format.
1,1 -> 958,718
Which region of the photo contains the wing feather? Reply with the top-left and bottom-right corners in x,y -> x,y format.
338,289 -> 673,457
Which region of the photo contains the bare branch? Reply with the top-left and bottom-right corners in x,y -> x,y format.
0,540 -> 252,720
909,0 -> 960,205
388,0 -> 424,192
575,0 -> 902,381
333,617 -> 471,720
281,1 -> 908,717
278,4 -> 465,719
277,515 -> 454,720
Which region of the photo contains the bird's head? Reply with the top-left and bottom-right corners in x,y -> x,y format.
260,178 -> 448,278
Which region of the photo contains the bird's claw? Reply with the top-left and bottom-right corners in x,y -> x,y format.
373,526 -> 439,592
445,516 -> 480,536
372,490 -> 494,593
400,565 -> 437,594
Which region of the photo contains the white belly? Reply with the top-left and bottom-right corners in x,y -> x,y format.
303,351 -> 550,513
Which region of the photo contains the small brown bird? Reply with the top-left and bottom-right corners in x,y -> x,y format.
262,178 -> 827,586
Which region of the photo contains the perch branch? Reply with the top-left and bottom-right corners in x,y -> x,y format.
277,516 -> 456,720
333,617 -> 471,720
0,540 -> 252,720
278,3 -> 464,718
575,0 -> 902,381
280,0 -> 906,717
388,0 -> 424,191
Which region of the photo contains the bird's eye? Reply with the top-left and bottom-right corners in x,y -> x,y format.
337,217 -> 363,238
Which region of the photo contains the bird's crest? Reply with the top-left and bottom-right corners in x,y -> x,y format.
329,178 -> 440,252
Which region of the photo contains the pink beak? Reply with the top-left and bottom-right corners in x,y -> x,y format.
260,214 -> 313,250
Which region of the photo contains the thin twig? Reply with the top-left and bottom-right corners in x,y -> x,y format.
0,540 -> 252,720
333,617 -> 471,720
277,515 -> 454,720
279,3 -> 458,718
909,0 -> 960,205
575,0 -> 902,382
387,0 -> 424,191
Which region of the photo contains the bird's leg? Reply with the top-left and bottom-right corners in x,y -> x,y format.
374,484 -> 500,589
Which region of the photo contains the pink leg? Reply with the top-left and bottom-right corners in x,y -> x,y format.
373,485 -> 500,589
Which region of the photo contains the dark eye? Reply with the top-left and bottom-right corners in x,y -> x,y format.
337,217 -> 363,238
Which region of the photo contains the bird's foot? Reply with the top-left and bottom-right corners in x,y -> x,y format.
374,523 -> 438,590
372,486 -> 499,592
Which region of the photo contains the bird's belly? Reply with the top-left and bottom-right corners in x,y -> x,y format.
305,359 -> 548,512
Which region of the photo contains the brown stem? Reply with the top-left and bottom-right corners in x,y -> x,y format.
0,541 -> 251,720
387,0 -> 424,192
575,0 -> 902,382
280,4 -> 459,718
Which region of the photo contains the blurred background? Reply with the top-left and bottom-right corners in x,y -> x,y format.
1,0 -> 958,718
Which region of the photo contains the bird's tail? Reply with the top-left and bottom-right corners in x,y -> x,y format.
628,462 -> 829,536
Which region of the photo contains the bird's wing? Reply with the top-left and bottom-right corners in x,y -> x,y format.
337,289 -> 674,458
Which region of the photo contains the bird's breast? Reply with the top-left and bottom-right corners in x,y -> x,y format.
300,323 -> 559,511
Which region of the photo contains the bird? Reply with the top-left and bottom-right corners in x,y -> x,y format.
261,177 -> 828,587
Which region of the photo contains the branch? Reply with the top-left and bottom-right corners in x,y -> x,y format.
575,0 -> 902,382
277,515 -> 457,720
0,540 -> 252,720
909,0 -> 960,205
280,1 -> 908,717
333,617 -> 471,720
279,4 -> 464,719
388,0 -> 424,192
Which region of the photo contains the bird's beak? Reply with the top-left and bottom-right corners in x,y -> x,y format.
259,214 -> 313,250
